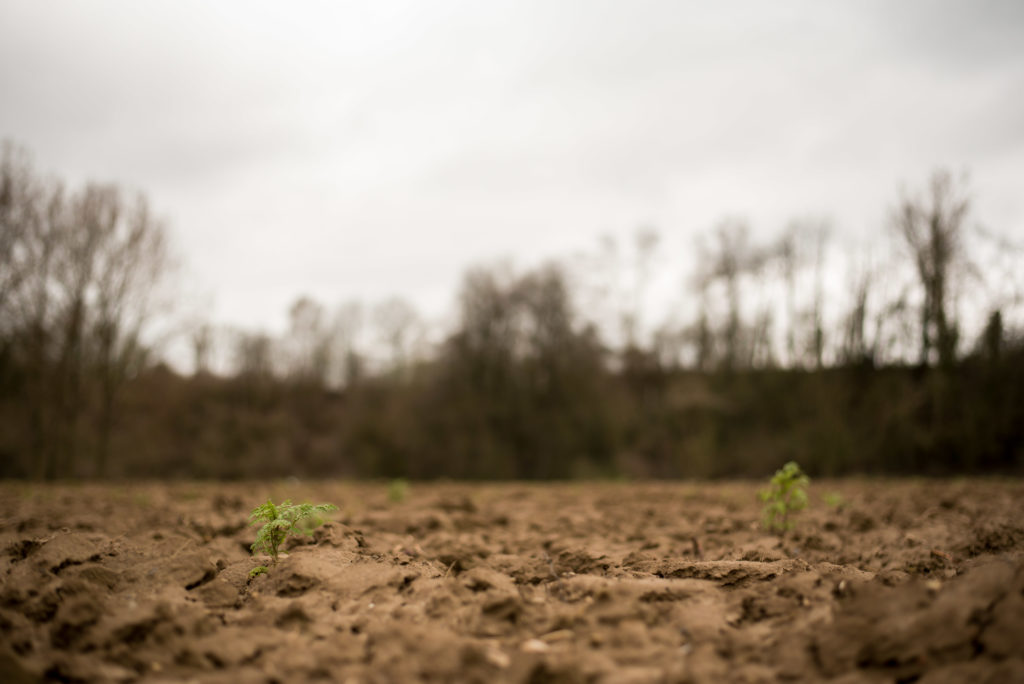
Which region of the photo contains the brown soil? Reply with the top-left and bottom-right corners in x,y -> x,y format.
1,479 -> 1022,683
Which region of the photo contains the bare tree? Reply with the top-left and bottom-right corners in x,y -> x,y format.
232,330 -> 276,380
516,263 -> 577,360
840,259 -> 873,365
191,323 -> 214,375
622,228 -> 661,350
85,186 -> 170,476
331,300 -> 365,387
1,143 -> 62,476
0,142 -> 173,477
573,228 -> 662,358
287,295 -> 333,386
372,296 -> 423,375
694,219 -> 771,371
0,142 -> 37,319
805,220 -> 830,369
892,170 -> 971,368
774,228 -> 799,367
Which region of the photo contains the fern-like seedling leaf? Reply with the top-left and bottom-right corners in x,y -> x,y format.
248,499 -> 338,563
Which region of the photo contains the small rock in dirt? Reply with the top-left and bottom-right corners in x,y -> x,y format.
521,638 -> 549,653
541,629 -> 574,643
461,642 -> 511,669
461,567 -> 516,594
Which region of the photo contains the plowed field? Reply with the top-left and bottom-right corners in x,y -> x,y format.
2,479 -> 1022,683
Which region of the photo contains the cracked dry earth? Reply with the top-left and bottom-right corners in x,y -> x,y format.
1,479 -> 1023,683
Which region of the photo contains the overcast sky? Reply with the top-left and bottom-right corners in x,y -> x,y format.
2,0 -> 1022,336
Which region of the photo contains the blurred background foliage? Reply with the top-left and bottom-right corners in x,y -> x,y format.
2,140 -> 1022,479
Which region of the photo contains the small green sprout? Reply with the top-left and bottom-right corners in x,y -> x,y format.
249,499 -> 338,562
248,565 -> 268,579
823,491 -> 844,509
759,461 -> 810,533
388,478 -> 409,503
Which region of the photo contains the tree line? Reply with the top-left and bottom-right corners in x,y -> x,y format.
1,142 -> 169,478
1,140 -> 1021,479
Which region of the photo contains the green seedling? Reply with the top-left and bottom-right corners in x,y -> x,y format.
823,491 -> 844,509
388,478 -> 409,503
759,461 -> 810,533
249,499 -> 338,562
